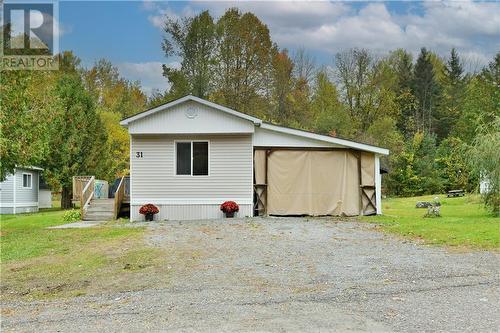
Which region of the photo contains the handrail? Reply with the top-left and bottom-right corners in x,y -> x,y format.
80,176 -> 95,218
113,176 -> 125,220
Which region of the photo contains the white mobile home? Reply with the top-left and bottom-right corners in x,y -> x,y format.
120,95 -> 389,221
0,167 -> 43,214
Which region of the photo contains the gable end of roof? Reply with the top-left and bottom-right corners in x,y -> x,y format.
120,95 -> 262,126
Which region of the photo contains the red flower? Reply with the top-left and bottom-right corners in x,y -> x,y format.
220,201 -> 239,213
139,204 -> 159,215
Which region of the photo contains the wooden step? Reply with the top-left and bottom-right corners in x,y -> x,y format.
83,212 -> 114,221
84,198 -> 115,221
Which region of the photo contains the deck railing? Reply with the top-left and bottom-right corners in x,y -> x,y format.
80,176 -> 95,218
72,176 -> 93,201
113,176 -> 125,219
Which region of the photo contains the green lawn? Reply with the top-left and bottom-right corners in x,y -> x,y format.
0,210 -> 168,300
362,195 -> 499,250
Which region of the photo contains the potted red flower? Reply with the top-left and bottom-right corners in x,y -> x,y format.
220,201 -> 239,218
139,204 -> 159,221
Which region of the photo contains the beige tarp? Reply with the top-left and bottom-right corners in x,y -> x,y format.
264,150 -> 361,216
253,150 -> 267,212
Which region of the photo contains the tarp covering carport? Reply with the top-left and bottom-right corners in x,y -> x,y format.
254,149 -> 376,216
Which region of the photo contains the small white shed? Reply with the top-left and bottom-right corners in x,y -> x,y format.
120,95 -> 389,221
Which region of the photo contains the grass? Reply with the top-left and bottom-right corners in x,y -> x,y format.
362,194 -> 499,250
0,210 -> 169,300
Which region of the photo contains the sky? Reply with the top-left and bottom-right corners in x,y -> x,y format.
57,0 -> 500,95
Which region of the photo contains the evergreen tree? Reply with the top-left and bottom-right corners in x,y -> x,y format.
44,52 -> 108,209
412,48 -> 441,134
436,48 -> 465,140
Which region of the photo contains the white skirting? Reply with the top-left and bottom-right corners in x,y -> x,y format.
130,203 -> 253,221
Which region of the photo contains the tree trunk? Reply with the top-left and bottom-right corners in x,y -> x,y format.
61,186 -> 72,209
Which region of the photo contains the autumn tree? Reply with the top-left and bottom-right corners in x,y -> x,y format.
162,10 -> 216,98
84,59 -> 146,179
212,8 -> 276,117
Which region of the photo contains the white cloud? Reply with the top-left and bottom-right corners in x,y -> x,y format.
117,61 -> 179,96
148,6 -> 196,29
147,0 -> 500,66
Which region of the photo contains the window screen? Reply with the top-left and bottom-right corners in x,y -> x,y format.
193,142 -> 209,176
176,142 -> 191,175
23,174 -> 32,188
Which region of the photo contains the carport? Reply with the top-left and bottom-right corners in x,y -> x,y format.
254,148 -> 377,217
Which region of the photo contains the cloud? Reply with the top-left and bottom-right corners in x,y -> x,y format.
117,61 -> 179,96
148,6 -> 196,29
147,0 -> 500,66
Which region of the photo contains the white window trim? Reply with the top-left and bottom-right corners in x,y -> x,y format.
174,140 -> 210,177
22,173 -> 33,189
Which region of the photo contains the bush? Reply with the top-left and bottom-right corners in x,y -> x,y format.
63,209 -> 81,222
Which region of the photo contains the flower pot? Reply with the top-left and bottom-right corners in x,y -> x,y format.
225,211 -> 235,218
145,213 -> 154,221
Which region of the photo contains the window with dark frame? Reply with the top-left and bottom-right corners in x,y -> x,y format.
22,173 -> 32,188
176,141 -> 209,176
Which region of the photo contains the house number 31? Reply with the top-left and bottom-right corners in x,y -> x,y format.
136,152 -> 143,158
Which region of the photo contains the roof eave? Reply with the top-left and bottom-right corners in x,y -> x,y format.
260,123 -> 390,155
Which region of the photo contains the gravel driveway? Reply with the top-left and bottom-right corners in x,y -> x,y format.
2,217 -> 499,332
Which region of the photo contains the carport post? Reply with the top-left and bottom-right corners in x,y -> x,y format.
375,155 -> 382,215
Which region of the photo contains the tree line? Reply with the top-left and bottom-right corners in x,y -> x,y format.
151,8 -> 499,214
1,8 -> 498,214
1,52 -> 147,208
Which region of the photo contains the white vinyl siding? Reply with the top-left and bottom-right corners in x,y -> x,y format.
128,101 -> 255,135
130,134 -> 253,220
254,127 -> 343,148
0,168 -> 39,214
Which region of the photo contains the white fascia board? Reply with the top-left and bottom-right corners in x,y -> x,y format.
15,165 -> 43,171
260,123 -> 390,155
120,95 -> 262,127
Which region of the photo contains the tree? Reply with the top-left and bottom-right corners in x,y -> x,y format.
454,52 -> 499,143
292,48 -> 316,84
311,70 -> 354,137
44,52 -> 108,209
386,49 -> 417,137
212,8 -> 277,117
386,132 -> 443,196
334,48 -> 374,123
436,137 -> 473,192
467,116 -> 500,216
162,10 -> 216,98
435,48 -> 465,140
0,70 -> 55,180
84,59 -> 146,179
270,50 -> 294,123
412,48 -> 441,134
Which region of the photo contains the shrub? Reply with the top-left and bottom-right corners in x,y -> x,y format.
220,201 -> 239,213
139,204 -> 159,215
63,209 -> 81,222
